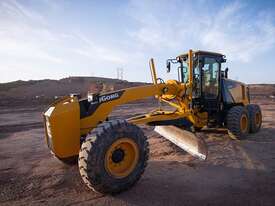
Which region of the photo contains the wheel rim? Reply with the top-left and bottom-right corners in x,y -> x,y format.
255,112 -> 261,127
240,114 -> 248,133
105,138 -> 139,178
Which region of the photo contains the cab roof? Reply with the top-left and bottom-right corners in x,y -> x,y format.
177,50 -> 225,59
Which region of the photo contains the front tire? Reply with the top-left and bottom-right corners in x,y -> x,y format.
78,120 -> 149,194
226,106 -> 250,139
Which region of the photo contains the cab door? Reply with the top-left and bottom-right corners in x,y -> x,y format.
199,56 -> 221,114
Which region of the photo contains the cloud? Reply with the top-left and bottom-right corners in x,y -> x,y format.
126,0 -> 179,50
200,1 -> 275,62
72,32 -> 127,64
0,0 -> 274,83
0,0 -> 63,63
0,39 -> 63,63
0,0 -> 127,70
7,0 -> 47,25
127,0 -> 275,62
0,0 -> 134,83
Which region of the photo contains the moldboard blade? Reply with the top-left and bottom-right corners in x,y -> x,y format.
154,126 -> 208,160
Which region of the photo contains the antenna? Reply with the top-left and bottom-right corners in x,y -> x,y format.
117,68 -> 123,80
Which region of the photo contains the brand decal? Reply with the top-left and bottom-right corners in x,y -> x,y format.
99,93 -> 120,103
81,90 -> 125,119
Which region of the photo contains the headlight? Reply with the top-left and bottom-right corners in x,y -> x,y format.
45,117 -> 53,150
46,117 -> 52,138
44,106 -> 55,150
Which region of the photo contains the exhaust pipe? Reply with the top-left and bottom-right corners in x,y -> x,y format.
154,126 -> 208,160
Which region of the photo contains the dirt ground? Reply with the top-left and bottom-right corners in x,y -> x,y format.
1,99 -> 275,206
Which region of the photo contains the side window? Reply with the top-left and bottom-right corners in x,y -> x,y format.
202,57 -> 219,98
183,67 -> 189,83
193,64 -> 201,98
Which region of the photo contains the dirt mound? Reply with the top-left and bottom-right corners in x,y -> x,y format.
249,84 -> 275,98
0,77 -> 146,107
0,77 -> 274,107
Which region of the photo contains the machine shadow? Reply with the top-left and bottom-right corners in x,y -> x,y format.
199,127 -> 228,134
115,160 -> 275,206
245,127 -> 275,143
199,126 -> 275,142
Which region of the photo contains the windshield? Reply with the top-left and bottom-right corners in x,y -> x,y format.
193,55 -> 220,99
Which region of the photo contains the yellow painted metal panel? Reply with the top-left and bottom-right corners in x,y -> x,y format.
44,97 -> 80,158
80,84 -> 166,134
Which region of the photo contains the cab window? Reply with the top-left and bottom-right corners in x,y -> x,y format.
202,57 -> 219,99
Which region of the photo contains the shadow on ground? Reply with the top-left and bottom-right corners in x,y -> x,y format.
111,160 -> 275,206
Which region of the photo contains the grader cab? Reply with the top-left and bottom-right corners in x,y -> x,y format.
43,50 -> 262,194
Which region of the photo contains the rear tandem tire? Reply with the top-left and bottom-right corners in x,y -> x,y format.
246,104 -> 262,133
226,106 -> 250,139
78,120 -> 149,194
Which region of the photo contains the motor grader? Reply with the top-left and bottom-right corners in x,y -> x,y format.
43,50 -> 262,194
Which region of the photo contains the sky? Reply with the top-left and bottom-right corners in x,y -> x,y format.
0,0 -> 275,84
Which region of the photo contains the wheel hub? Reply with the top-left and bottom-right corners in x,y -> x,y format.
240,114 -> 248,133
112,148 -> 125,163
104,138 -> 139,178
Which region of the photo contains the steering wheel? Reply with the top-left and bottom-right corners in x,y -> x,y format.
156,78 -> 165,84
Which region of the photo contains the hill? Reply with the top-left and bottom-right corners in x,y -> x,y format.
0,77 -> 274,107
0,77 -> 146,107
249,84 -> 275,98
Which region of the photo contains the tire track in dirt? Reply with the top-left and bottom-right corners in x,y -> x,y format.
0,122 -> 43,135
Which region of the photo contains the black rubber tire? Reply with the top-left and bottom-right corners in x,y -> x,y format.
226,106 -> 250,139
78,120 -> 149,194
246,104 -> 262,133
57,156 -> 78,165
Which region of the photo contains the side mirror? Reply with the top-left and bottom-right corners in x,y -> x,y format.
225,67 -> 229,78
166,61 -> 171,73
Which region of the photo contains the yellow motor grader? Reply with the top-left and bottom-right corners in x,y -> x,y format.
43,50 -> 262,194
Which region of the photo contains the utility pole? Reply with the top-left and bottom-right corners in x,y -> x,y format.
117,68 -> 123,80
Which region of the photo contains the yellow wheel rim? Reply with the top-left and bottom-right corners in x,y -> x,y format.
240,114 -> 248,133
105,138 -> 139,178
255,112 -> 261,127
